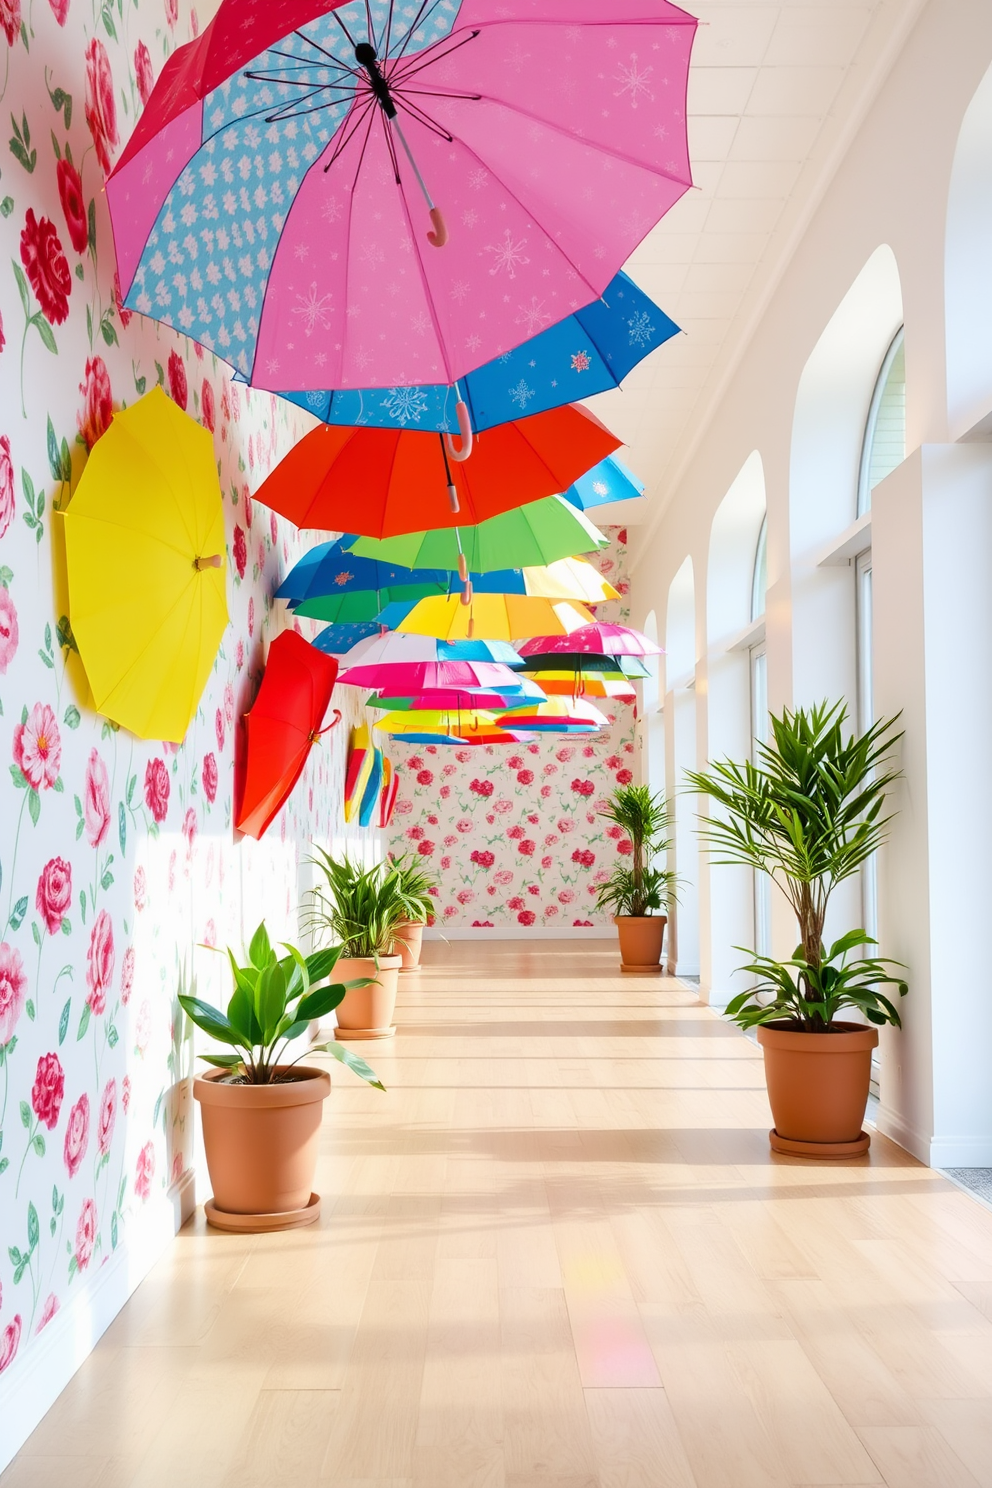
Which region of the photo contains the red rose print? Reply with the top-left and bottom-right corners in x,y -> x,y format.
0,0 -> 20,46
202,752 -> 218,803
133,865 -> 147,911
235,638 -> 244,671
469,778 -> 494,797
56,158 -> 86,253
75,1198 -> 97,1269
36,857 -> 72,936
516,770 -> 534,785
456,889 -> 475,905
36,1294 -> 59,1333
558,889 -> 575,905
232,525 -> 247,579
440,856 -> 451,870
0,588 -> 19,674
183,807 -> 197,858
0,435 -> 14,537
507,896 -> 525,912
527,813 -> 539,825
407,826 -> 424,841
518,839 -> 536,856
0,1316 -> 21,1375
617,529 -> 628,545
201,378 -> 215,432
14,703 -> 61,789
0,941 -> 26,1045
243,488 -> 253,528
471,921 -> 494,928
606,756 -> 622,771
571,778 -> 595,798
77,356 -> 113,450
557,818 -> 575,834
527,884 -> 540,896
540,785 -> 552,799
167,350 -> 188,410
63,1093 -> 90,1177
427,813 -> 439,826
215,707 -> 225,753
470,850 -> 494,869
113,270 -> 132,328
20,210 -> 71,324
134,40 -> 154,106
32,1052 -> 65,1129
617,839 -> 633,856
507,825 -> 524,840
48,0 -> 68,21
97,1079 -> 116,1155
120,945 -> 135,1005
135,1141 -> 155,1200
507,756 -> 523,770
270,510 -> 278,546
417,769 -> 434,786
144,757 -> 170,822
164,0 -> 177,27
84,747 -> 111,847
517,910 -> 536,927
573,920 -> 594,928
122,1074 -> 131,1112
439,785 -> 450,799
84,38 -> 118,176
571,849 -> 596,868
615,769 -> 633,786
457,820 -> 472,833
407,756 -> 423,770
85,910 -> 115,1015
417,839 -> 435,856
541,856 -> 553,870
545,905 -> 558,916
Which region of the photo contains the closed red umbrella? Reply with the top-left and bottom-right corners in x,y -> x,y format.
236,631 -> 340,840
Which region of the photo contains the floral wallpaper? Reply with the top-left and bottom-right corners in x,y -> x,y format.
386,528 -> 639,930
0,0 -> 359,1401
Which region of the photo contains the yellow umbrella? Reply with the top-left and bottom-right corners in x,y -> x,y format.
373,709 -> 498,736
62,387 -> 228,742
519,558 -> 619,604
397,594 -> 593,643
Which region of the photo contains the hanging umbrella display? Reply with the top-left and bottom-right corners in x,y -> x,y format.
61,387 -> 228,743
496,697 -> 610,733
109,2 -> 696,393
236,630 -> 341,839
561,455 -> 646,513
519,653 -> 651,678
518,622 -> 663,660
276,273 -> 679,432
339,632 -> 522,670
379,757 -> 399,828
295,588 -> 437,626
393,595 -> 594,644
373,677 -> 548,712
374,708 -> 498,735
252,404 -> 619,536
277,539 -> 449,609
469,558 -> 620,605
348,496 -> 608,575
341,659 -> 523,694
312,622 -> 385,655
344,721 -> 374,821
528,670 -> 637,703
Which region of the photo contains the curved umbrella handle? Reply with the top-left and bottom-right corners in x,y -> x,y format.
311,709 -> 343,742
444,400 -> 474,463
427,207 -> 448,248
457,553 -> 469,583
460,580 -> 473,608
447,482 -> 460,514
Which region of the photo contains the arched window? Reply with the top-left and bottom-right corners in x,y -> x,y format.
749,518 -> 770,955
750,516 -> 767,623
857,327 -> 905,517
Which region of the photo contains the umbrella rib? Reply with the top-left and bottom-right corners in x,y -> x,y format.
386,0 -> 441,65
322,96 -> 377,173
392,94 -> 453,145
287,28 -> 364,79
388,150 -> 456,388
389,27 -> 481,85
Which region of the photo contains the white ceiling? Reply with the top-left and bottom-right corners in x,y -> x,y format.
587,0 -> 927,525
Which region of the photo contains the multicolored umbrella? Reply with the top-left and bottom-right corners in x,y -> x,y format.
339,632 -> 522,669
236,630 -> 340,839
109,1 -> 696,392
312,622 -> 384,654
276,540 -> 449,608
561,455 -> 646,512
495,697 -> 610,733
518,623 -> 662,660
348,496 -> 608,575
276,273 -> 678,432
394,595 -> 594,643
252,403 -> 619,536
341,659 -> 522,694
61,388 -> 228,743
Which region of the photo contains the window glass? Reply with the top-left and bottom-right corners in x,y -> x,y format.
750,646 -> 771,957
858,329 -> 905,516
751,517 -> 767,622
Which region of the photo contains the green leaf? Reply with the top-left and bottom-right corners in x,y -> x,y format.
177,994 -> 244,1048
12,260 -> 29,316
0,566 -> 13,588
46,416 -> 60,483
312,1041 -> 386,1092
33,315 -> 57,353
38,647 -> 54,669
126,773 -> 136,805
31,920 -> 41,948
27,1201 -> 39,1250
9,895 -> 27,930
77,1002 -> 91,1040
27,788 -> 40,826
79,888 -> 86,924
9,764 -> 27,788
63,704 -> 81,729
248,922 -> 273,970
58,997 -> 70,1045
297,983 -> 347,1023
107,1023 -> 118,1049
198,1053 -> 243,1069
74,261 -> 84,281
118,800 -> 126,855
61,916 -> 71,936
0,197 -> 13,218
32,1133 -> 45,1156
256,960 -> 288,1045
19,1099 -> 30,1128
0,1158 -> 8,1176
100,315 -> 118,347
25,998 -> 34,1020
60,437 -> 71,483
111,1212 -> 118,1250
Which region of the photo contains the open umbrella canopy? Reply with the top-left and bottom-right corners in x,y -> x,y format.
339,632 -> 521,669
349,497 -> 608,575
276,539 -> 449,607
109,1 -> 696,392
519,622 -> 662,659
466,558 -> 619,604
340,659 -> 523,694
536,675 -> 637,703
236,630 -> 340,839
62,387 -> 228,743
295,586 -> 443,625
520,653 -> 651,678
252,404 -> 619,538
496,696 -> 610,733
276,273 -> 679,432
374,678 -> 547,712
561,455 -> 646,512
312,622 -> 384,654
394,595 -> 594,644
374,708 -> 498,734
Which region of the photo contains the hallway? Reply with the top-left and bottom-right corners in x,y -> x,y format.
5,943 -> 992,1488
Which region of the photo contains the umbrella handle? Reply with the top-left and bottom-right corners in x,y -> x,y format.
458,553 -> 469,583
427,207 -> 449,248
460,580 -> 473,608
310,709 -> 343,743
447,483 -> 460,514
444,400 -> 474,463
194,554 -> 222,570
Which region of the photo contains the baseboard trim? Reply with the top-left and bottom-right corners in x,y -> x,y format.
0,1168 -> 195,1473
874,1106 -> 931,1164
423,926 -> 616,941
929,1135 -> 992,1168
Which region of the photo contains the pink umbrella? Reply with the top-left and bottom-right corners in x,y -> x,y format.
108,0 -> 696,392
338,660 -> 522,692
517,623 -> 663,659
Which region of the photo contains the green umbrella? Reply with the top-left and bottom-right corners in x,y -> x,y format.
347,496 -> 608,575
520,653 -> 650,678
372,693 -> 537,713
294,582 -> 445,624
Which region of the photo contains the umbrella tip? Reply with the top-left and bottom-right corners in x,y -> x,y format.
194,554 -> 223,570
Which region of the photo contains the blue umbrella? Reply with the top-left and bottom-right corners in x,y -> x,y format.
272,274 -> 678,436
312,623 -> 384,656
276,537 -> 449,606
561,455 -> 646,512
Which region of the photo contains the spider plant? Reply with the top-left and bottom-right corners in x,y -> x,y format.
686,700 -> 907,1031
385,854 -> 438,925
594,783 -> 678,918
180,922 -> 383,1088
306,851 -> 410,959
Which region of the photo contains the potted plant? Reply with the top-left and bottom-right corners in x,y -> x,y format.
594,783 -> 677,972
386,855 -> 438,972
182,922 -> 383,1232
307,851 -> 408,1038
686,700 -> 907,1158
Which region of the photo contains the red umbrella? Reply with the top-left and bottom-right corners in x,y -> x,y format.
236,630 -> 341,840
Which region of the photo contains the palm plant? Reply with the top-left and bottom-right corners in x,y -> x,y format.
385,854 -> 438,926
180,922 -> 383,1088
686,700 -> 908,1031
594,783 -> 677,918
306,851 -> 410,958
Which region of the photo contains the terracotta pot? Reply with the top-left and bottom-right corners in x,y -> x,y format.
334,955 -> 402,1038
395,920 -> 424,972
615,915 -> 667,972
193,1065 -> 330,1225
757,1021 -> 879,1158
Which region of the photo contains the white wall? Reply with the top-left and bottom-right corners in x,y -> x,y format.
630,0 -> 992,1164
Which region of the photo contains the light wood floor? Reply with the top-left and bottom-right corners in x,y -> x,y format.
6,942 -> 992,1488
